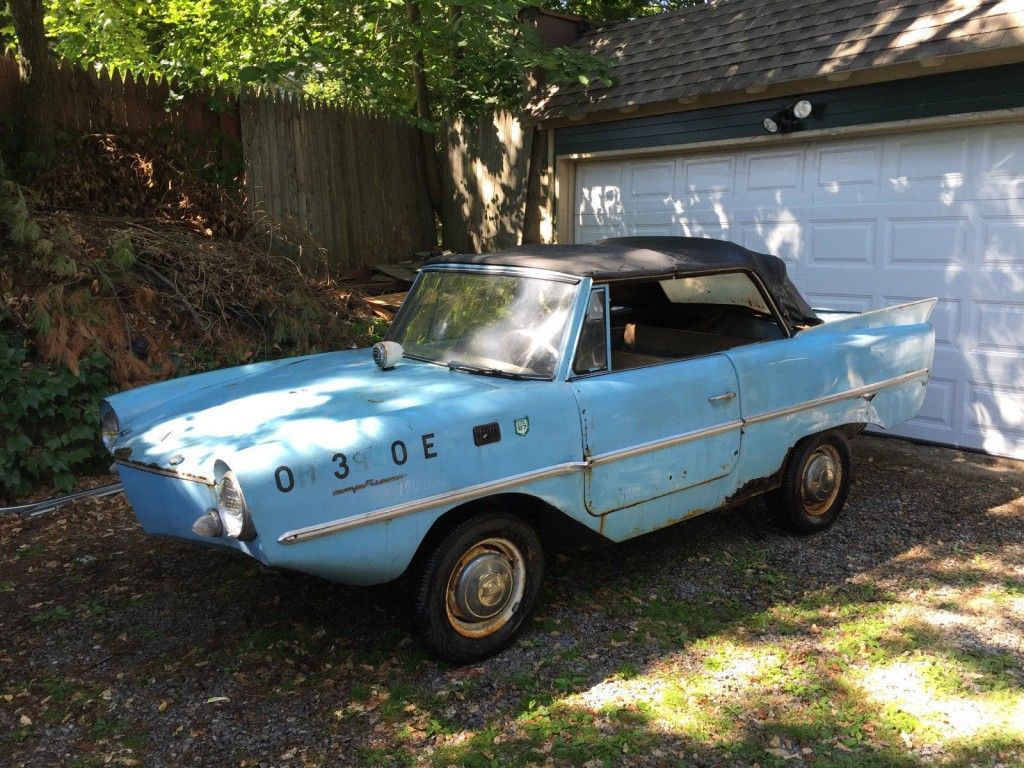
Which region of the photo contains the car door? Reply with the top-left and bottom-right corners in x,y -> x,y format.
569,286 -> 743,517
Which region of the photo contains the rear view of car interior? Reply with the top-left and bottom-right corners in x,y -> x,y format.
603,272 -> 788,371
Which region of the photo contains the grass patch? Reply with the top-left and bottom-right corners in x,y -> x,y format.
30,605 -> 71,624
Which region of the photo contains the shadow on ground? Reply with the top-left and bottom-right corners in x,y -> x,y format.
1,436 -> 1022,767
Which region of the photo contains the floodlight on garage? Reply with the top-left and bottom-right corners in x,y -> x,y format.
793,99 -> 813,119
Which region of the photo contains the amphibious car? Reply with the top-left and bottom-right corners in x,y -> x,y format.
101,236 -> 935,660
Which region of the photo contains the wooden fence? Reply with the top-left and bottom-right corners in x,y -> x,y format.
240,91 -> 436,270
1,53 -> 541,266
0,52 -> 239,156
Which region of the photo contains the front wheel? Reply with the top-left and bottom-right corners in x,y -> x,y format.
411,511 -> 544,662
766,431 -> 851,534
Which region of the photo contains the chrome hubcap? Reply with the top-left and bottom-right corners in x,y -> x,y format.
801,445 -> 841,516
454,553 -> 513,620
446,537 -> 525,638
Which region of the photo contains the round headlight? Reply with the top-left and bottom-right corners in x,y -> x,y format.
217,471 -> 255,541
100,405 -> 120,451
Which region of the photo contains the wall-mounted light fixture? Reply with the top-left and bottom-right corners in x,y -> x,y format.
762,99 -> 815,134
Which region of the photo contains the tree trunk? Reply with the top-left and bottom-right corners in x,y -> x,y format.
522,127 -> 550,244
8,0 -> 56,151
405,0 -> 444,219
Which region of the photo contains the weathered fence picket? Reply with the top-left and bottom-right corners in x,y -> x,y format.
1,52 -> 540,266
239,90 -> 436,270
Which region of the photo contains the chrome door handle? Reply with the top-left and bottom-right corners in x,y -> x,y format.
708,391 -> 736,403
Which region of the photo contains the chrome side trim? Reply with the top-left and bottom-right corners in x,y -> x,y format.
588,419 -> 743,466
743,368 -> 929,426
277,367 -> 929,545
277,461 -> 588,544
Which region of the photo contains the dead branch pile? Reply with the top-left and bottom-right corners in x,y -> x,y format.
33,133 -> 246,239
1,136 -> 385,390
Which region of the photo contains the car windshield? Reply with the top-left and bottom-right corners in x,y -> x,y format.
388,270 -> 578,378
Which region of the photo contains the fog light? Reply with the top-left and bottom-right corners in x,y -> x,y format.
192,509 -> 224,538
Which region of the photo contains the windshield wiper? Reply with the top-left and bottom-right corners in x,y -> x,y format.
446,360 -> 545,380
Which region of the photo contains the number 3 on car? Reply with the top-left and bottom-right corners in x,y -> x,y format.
101,237 -> 935,661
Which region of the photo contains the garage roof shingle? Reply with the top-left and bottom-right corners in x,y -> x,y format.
534,0 -> 1024,121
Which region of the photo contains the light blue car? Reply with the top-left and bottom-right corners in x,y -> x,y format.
101,237 -> 935,661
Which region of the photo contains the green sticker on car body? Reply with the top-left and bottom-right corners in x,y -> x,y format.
514,417 -> 529,436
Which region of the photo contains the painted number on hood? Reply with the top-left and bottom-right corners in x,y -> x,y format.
273,433 -> 441,494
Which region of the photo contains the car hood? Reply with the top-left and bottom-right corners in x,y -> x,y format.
109,350 -> 503,475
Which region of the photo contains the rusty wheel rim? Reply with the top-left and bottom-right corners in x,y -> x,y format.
445,537 -> 525,639
800,444 -> 842,517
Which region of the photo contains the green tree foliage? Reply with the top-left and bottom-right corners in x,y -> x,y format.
547,0 -> 702,23
0,3 -> 14,53
41,0 -> 610,124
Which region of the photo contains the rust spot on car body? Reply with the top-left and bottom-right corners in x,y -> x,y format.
115,458 -> 214,486
722,468 -> 784,508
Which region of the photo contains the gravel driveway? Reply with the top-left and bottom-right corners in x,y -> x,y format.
2,435 -> 1023,767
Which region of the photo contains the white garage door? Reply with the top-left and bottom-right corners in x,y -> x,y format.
572,122 -> 1024,459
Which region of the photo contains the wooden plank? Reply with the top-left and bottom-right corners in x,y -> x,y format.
365,291 -> 409,309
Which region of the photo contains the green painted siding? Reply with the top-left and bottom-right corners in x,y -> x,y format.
554,64 -> 1024,156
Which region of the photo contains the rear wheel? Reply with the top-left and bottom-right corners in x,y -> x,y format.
766,431 -> 851,534
411,511 -> 544,663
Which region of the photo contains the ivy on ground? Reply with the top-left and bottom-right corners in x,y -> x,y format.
0,336 -> 111,500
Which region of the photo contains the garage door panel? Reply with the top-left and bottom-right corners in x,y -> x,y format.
965,382 -> 1024,447
675,220 -> 733,240
796,266 -> 880,291
894,135 -> 969,183
980,215 -> 1024,267
885,217 -> 968,267
681,157 -> 735,192
983,124 -> 1024,179
973,300 -> 1024,353
745,151 -> 805,191
627,162 -> 675,197
808,220 -> 877,266
907,376 -> 959,436
738,221 -> 803,263
815,144 -> 883,189
571,120 -> 1024,457
801,292 -> 875,313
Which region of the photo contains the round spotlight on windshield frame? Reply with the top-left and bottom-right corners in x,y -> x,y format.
217,470 -> 256,541
762,116 -> 779,134
792,99 -> 813,119
372,340 -> 404,371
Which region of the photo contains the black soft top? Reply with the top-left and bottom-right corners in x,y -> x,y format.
428,236 -> 819,330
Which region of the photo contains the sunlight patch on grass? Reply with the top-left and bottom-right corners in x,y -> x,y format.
857,659 -> 1024,743
573,676 -> 667,713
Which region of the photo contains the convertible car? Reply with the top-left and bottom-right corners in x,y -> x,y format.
100,236 -> 935,661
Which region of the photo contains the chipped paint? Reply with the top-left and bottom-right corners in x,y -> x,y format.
115,458 -> 214,486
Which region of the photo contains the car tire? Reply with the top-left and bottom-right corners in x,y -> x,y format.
766,431 -> 851,535
411,511 -> 544,663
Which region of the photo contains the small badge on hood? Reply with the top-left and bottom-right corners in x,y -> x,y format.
513,417 -> 529,437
